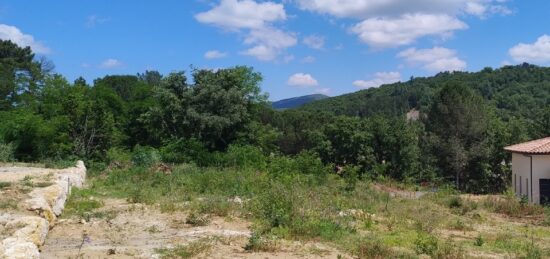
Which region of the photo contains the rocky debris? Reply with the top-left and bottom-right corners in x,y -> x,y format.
0,161 -> 86,259
24,161 -> 86,224
337,209 -> 376,220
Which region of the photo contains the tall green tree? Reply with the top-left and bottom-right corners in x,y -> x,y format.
144,66 -> 266,150
425,81 -> 489,190
0,40 -> 43,110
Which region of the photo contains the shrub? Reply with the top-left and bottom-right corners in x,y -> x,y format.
482,195 -> 544,217
245,232 -> 279,252
352,237 -> 393,259
434,239 -> 465,259
0,142 -> 14,162
474,234 -> 484,246
222,145 -> 266,169
159,138 -> 210,165
156,238 -> 212,258
185,212 -> 211,226
132,145 -> 161,167
414,232 -> 438,256
448,196 -> 463,209
106,147 -> 132,167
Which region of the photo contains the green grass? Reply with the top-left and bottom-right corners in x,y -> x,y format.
156,238 -> 213,258
62,188 -> 105,219
79,164 -> 550,258
0,182 -> 11,189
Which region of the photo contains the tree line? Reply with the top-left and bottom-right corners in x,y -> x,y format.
1,39 -> 548,194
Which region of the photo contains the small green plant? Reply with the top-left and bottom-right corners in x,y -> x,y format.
146,225 -> 162,234
0,199 -> 18,210
156,238 -> 212,258
21,175 -> 33,187
132,145 -> 161,167
0,142 -> 14,162
414,232 -> 439,256
474,234 -> 484,246
448,196 -> 463,209
185,212 -> 210,226
0,182 -> 11,189
63,188 -> 103,219
448,219 -> 472,231
435,239 -> 465,259
244,233 -> 279,252
352,237 -> 393,259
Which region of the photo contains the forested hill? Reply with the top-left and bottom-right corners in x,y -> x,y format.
271,94 -> 328,110
301,64 -> 550,123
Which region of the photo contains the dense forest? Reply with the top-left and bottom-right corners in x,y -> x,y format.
1,39 -> 549,194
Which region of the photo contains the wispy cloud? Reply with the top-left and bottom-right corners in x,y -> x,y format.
99,58 -> 123,69
86,15 -> 110,28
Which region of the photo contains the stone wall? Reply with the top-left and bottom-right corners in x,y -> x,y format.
0,161 -> 86,258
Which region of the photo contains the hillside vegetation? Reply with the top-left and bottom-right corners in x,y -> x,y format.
302,64 -> 549,138
271,94 -> 328,110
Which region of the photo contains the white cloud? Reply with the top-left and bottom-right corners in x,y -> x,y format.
301,56 -> 316,63
241,27 -> 297,61
397,47 -> 467,72
196,0 -> 295,61
353,72 -> 401,89
85,15 -> 110,28
509,35 -> 550,64
0,24 -> 50,54
283,55 -> 295,63
195,0 -> 286,30
295,0 -> 510,19
350,14 -> 467,48
99,58 -> 123,69
303,35 -> 325,50
295,0 -> 509,48
204,50 -> 228,59
287,73 -> 319,87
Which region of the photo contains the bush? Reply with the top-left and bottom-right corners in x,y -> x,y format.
414,232 -> 439,256
474,234 -> 484,246
222,145 -> 266,169
352,237 -> 393,259
107,147 -> 132,164
0,142 -> 14,162
448,196 -> 463,209
160,138 -> 211,165
132,145 -> 161,167
482,194 -> 544,217
245,232 -> 279,252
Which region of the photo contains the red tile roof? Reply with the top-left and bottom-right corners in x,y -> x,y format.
504,137 -> 550,154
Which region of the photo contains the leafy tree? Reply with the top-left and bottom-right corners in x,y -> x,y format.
425,82 -> 489,190
0,40 -> 43,110
316,116 -> 375,172
144,66 -> 266,150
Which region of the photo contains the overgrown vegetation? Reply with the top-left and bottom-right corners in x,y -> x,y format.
1,39 -> 549,191
2,39 -> 550,258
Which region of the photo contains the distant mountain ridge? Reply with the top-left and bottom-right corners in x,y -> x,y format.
271,94 -> 329,110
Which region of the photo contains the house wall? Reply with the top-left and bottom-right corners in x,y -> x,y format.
512,153 -> 530,199
533,155 -> 550,204
511,153 -> 550,204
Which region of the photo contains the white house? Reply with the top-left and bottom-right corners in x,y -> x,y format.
505,137 -> 550,205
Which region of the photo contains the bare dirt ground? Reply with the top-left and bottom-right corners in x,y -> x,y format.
41,198 -> 347,259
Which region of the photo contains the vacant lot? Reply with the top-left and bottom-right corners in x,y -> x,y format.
40,163 -> 550,259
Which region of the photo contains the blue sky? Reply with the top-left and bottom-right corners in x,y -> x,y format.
1,0 -> 549,101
